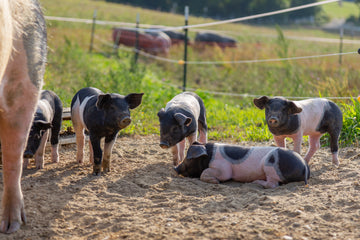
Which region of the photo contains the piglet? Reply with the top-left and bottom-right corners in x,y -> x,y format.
158,92 -> 207,165
175,142 -> 310,188
254,96 -> 343,165
23,90 -> 63,169
71,87 -> 143,175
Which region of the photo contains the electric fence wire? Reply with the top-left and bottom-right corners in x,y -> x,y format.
45,0 -> 340,32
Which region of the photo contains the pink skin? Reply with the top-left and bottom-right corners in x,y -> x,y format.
171,133 -> 197,166
0,39 -> 40,233
171,125 -> 208,166
200,146 -> 282,188
273,99 -> 339,165
71,96 -> 89,164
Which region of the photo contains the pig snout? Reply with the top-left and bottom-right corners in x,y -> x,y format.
160,141 -> 170,149
119,116 -> 131,128
268,116 -> 280,127
174,165 -> 181,174
174,162 -> 186,175
23,150 -> 34,159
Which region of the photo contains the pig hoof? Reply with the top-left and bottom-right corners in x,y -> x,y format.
93,165 -> 102,176
1,220 -> 21,234
332,159 -> 340,167
36,165 -> 44,169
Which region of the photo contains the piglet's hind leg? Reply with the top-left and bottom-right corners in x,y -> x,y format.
304,134 -> 321,163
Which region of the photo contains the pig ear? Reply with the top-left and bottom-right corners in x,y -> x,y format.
174,113 -> 192,126
186,144 -> 208,159
253,96 -> 270,109
126,93 -> 144,109
157,108 -> 165,118
34,120 -> 52,130
287,101 -> 302,115
96,94 -> 112,110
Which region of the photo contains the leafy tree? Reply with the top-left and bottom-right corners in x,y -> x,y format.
355,0 -> 360,21
288,0 -> 322,21
106,0 -> 324,23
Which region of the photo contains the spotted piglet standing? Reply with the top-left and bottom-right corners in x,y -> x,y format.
253,96 -> 343,165
175,142 -> 310,188
23,90 -> 63,169
157,92 -> 207,165
71,87 -> 143,175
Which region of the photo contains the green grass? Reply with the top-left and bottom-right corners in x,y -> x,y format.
322,1 -> 359,19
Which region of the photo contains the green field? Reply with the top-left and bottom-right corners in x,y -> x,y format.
40,0 -> 360,146
322,1 -> 359,19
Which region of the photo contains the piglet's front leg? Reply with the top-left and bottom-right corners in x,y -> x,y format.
274,135 -> 286,148
102,135 -> 117,173
90,136 -> 102,176
252,179 -> 279,189
200,168 -> 221,184
35,130 -> 50,169
171,139 -> 186,166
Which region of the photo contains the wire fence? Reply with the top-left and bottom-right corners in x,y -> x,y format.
45,0 -> 340,32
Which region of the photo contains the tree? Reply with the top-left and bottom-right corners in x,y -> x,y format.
288,0 -> 322,21
355,0 -> 360,21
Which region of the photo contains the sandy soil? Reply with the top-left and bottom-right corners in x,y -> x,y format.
0,134 -> 360,240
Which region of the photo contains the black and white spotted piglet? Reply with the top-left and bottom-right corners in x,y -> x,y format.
23,90 -> 63,169
254,96 -> 343,166
71,87 -> 143,175
157,92 -> 208,166
175,142 -> 310,188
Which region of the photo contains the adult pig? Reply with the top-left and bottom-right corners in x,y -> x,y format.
175,142 -> 310,188
71,87 -> 143,175
23,90 -> 63,169
0,0 -> 47,233
158,92 -> 207,165
253,96 -> 343,165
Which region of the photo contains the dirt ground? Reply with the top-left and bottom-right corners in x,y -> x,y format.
0,134 -> 359,240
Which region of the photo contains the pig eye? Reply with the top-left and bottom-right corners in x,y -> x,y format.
172,126 -> 180,133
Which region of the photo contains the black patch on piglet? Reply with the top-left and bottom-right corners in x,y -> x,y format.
126,93 -> 144,109
220,145 -> 250,163
316,101 -> 343,153
96,94 -> 112,110
176,143 -> 213,178
277,148 -> 310,184
186,142 -> 207,159
268,155 -> 275,164
255,97 -> 302,136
